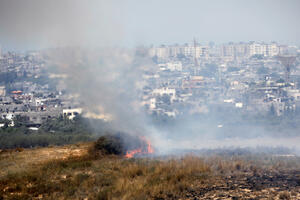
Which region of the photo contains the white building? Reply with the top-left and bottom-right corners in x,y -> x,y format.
149,98 -> 156,109
166,61 -> 182,71
152,87 -> 176,102
249,43 -> 264,56
150,44 -> 208,59
154,47 -> 170,59
287,89 -> 300,101
0,86 -> 5,96
63,108 -> 82,120
235,102 -> 243,108
169,46 -> 182,57
235,43 -> 248,57
182,45 -> 208,58
267,43 -> 279,57
221,44 -> 235,57
248,43 -> 278,57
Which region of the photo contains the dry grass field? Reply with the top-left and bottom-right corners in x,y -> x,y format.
0,142 -> 299,200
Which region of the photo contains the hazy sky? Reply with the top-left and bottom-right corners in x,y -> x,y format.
0,0 -> 299,51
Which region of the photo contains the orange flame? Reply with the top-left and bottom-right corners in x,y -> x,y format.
125,148 -> 142,158
125,136 -> 154,158
143,136 -> 154,154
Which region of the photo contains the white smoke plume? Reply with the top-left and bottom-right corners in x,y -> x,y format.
45,46 -> 154,136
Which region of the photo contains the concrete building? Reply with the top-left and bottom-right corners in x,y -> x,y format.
155,47 -> 169,59
150,44 -> 208,59
63,108 -> 82,120
0,86 -> 5,96
152,87 -> 176,102
182,45 -> 208,58
221,44 -> 235,57
166,61 -> 183,71
249,43 -> 265,56
248,42 -> 278,57
149,98 -> 156,109
169,46 -> 182,57
267,43 -> 279,57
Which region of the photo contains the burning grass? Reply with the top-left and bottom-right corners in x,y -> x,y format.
0,139 -> 300,199
90,134 -> 155,158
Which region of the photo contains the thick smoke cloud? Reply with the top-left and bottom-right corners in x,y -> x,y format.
45,47 -> 154,136
1,0 -> 299,155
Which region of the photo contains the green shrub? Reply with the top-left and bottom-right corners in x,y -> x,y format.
93,135 -> 124,155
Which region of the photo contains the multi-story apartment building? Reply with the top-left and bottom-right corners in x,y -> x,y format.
150,44 -> 209,59
249,42 -> 279,57
155,46 -> 170,58
267,43 -> 279,57
221,44 -> 235,57
150,42 -> 280,60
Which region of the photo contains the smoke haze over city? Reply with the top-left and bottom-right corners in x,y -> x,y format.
0,0 -> 300,50
0,1 -> 300,153
0,0 -> 300,153
1,2 -> 300,199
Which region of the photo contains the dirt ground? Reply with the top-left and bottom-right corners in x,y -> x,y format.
0,143 -> 90,178
186,169 -> 300,199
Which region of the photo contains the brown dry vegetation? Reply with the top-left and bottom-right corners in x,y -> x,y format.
0,143 -> 89,178
0,150 -> 211,199
0,143 -> 299,200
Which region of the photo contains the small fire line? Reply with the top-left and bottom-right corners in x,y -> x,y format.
125,136 -> 154,158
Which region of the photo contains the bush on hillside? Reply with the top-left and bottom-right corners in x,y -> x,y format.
93,135 -> 124,155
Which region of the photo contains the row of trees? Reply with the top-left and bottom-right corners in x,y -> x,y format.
0,115 -> 97,149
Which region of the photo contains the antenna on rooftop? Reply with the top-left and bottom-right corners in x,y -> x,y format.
193,38 -> 199,75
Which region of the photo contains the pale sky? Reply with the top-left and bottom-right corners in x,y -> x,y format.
0,0 -> 299,51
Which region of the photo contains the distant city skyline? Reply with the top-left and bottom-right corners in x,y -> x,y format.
0,0 -> 300,51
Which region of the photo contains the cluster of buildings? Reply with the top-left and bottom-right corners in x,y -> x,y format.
149,41 -> 298,61
142,41 -> 300,118
0,41 -> 300,130
0,50 -> 82,129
